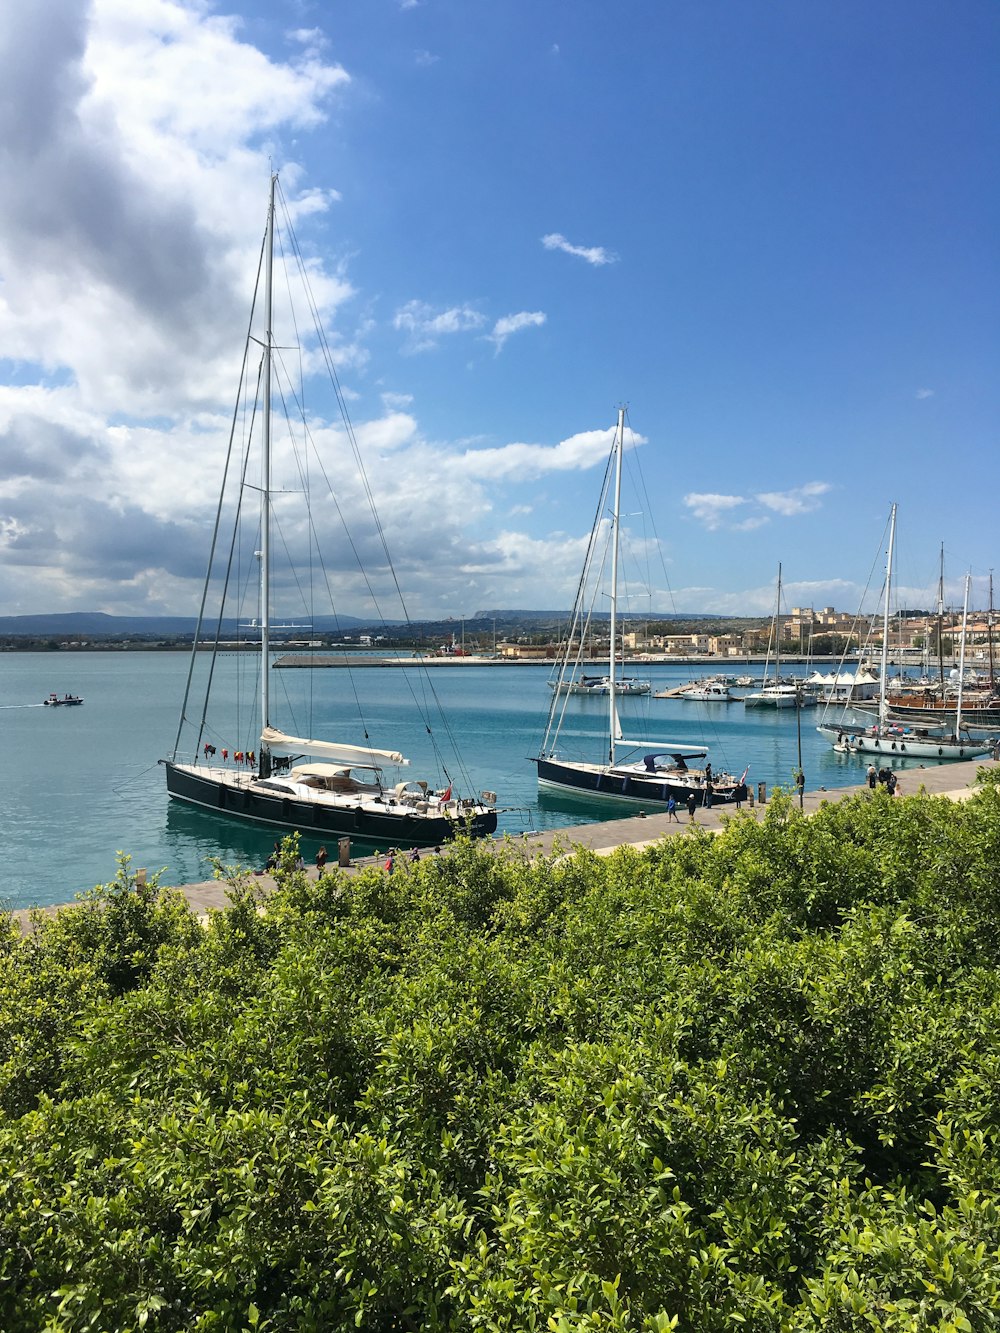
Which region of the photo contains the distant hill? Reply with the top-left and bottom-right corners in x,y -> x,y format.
0,612 -> 374,638
0,609 -> 727,639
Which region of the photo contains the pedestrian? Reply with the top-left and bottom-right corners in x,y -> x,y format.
667,794 -> 679,821
705,780 -> 714,809
409,847 -> 421,863
733,782 -> 745,811
866,763 -> 877,789
704,762 -> 712,784
315,844 -> 328,874
384,850 -> 395,875
686,791 -> 697,821
886,770 -> 898,796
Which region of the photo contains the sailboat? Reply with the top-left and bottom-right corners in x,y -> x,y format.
533,408 -> 747,809
162,175 -> 498,847
884,562 -> 1000,730
816,505 -> 994,762
742,564 -> 816,708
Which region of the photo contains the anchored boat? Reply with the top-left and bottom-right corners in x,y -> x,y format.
533,407 -> 747,810
161,175 -> 498,847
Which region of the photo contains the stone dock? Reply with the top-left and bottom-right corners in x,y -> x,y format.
12,757 -> 996,931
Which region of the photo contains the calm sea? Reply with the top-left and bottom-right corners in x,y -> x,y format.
2,651 -> 906,910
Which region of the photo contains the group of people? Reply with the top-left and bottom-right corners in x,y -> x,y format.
665,790 -> 711,822
866,763 -> 899,795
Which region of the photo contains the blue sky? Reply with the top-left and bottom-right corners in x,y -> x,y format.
0,0 -> 997,620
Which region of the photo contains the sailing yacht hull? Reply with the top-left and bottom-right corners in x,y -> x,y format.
534,757 -> 738,808
163,762 -> 498,846
815,726 -> 993,762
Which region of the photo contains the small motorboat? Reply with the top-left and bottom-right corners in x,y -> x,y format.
681,679 -> 733,702
44,692 -> 84,706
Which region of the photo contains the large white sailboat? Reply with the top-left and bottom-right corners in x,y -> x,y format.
534,408 -> 746,809
816,505 -> 994,763
162,176 -> 498,847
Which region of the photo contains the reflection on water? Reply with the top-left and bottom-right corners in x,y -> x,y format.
163,800 -> 397,874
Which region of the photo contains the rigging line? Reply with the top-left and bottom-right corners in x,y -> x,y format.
815,510 -> 889,727
265,309 -> 411,758
548,447 -> 616,747
273,227 -> 318,729
544,436 -> 617,751
621,412 -> 677,613
174,230 -> 267,760
268,212 -> 432,635
270,190 -> 479,787
275,185 -> 417,626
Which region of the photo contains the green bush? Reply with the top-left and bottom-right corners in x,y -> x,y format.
1,797 -> 1000,1329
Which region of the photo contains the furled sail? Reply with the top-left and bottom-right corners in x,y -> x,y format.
261,726 -> 409,768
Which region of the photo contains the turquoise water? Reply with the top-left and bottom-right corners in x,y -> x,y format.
2,652 -> 913,909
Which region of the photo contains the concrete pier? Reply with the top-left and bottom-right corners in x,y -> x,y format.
11,757 -> 996,932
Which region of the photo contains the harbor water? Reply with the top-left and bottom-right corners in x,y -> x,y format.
2,651 -> 934,910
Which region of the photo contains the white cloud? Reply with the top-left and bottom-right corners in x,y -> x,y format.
462,426 -> 636,482
487,310 -> 546,354
915,387 -> 934,400
755,482 -> 831,517
541,232 -> 617,266
393,300 -> 486,352
683,492 -> 747,530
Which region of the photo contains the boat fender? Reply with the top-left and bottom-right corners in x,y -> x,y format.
938,747 -> 943,757
891,742 -> 897,750
900,744 -> 905,752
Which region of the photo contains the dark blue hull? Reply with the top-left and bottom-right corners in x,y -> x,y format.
533,757 -> 735,810
162,761 -> 497,847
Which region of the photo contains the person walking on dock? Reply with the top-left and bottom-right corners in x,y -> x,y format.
667,795 -> 679,821
315,845 -> 328,875
867,763 -> 877,789
686,791 -> 697,821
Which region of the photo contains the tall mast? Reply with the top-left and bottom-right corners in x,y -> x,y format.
608,407 -> 624,765
260,173 -> 275,742
956,573 -> 970,737
989,570 -> 996,691
878,504 -> 897,728
936,542 -> 945,690
775,563 -> 782,686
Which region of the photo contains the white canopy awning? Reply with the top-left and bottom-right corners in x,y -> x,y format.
261,726 -> 409,769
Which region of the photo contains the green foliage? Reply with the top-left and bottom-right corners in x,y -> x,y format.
2,792 -> 1000,1329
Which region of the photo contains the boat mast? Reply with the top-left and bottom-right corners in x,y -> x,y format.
989,570 -> 996,692
878,503 -> 897,729
775,563 -> 782,687
936,542 -> 945,691
956,572 -> 970,737
260,174 -> 275,760
608,407 -> 624,765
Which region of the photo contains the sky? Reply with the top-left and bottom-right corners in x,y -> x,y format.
0,0 -> 997,622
